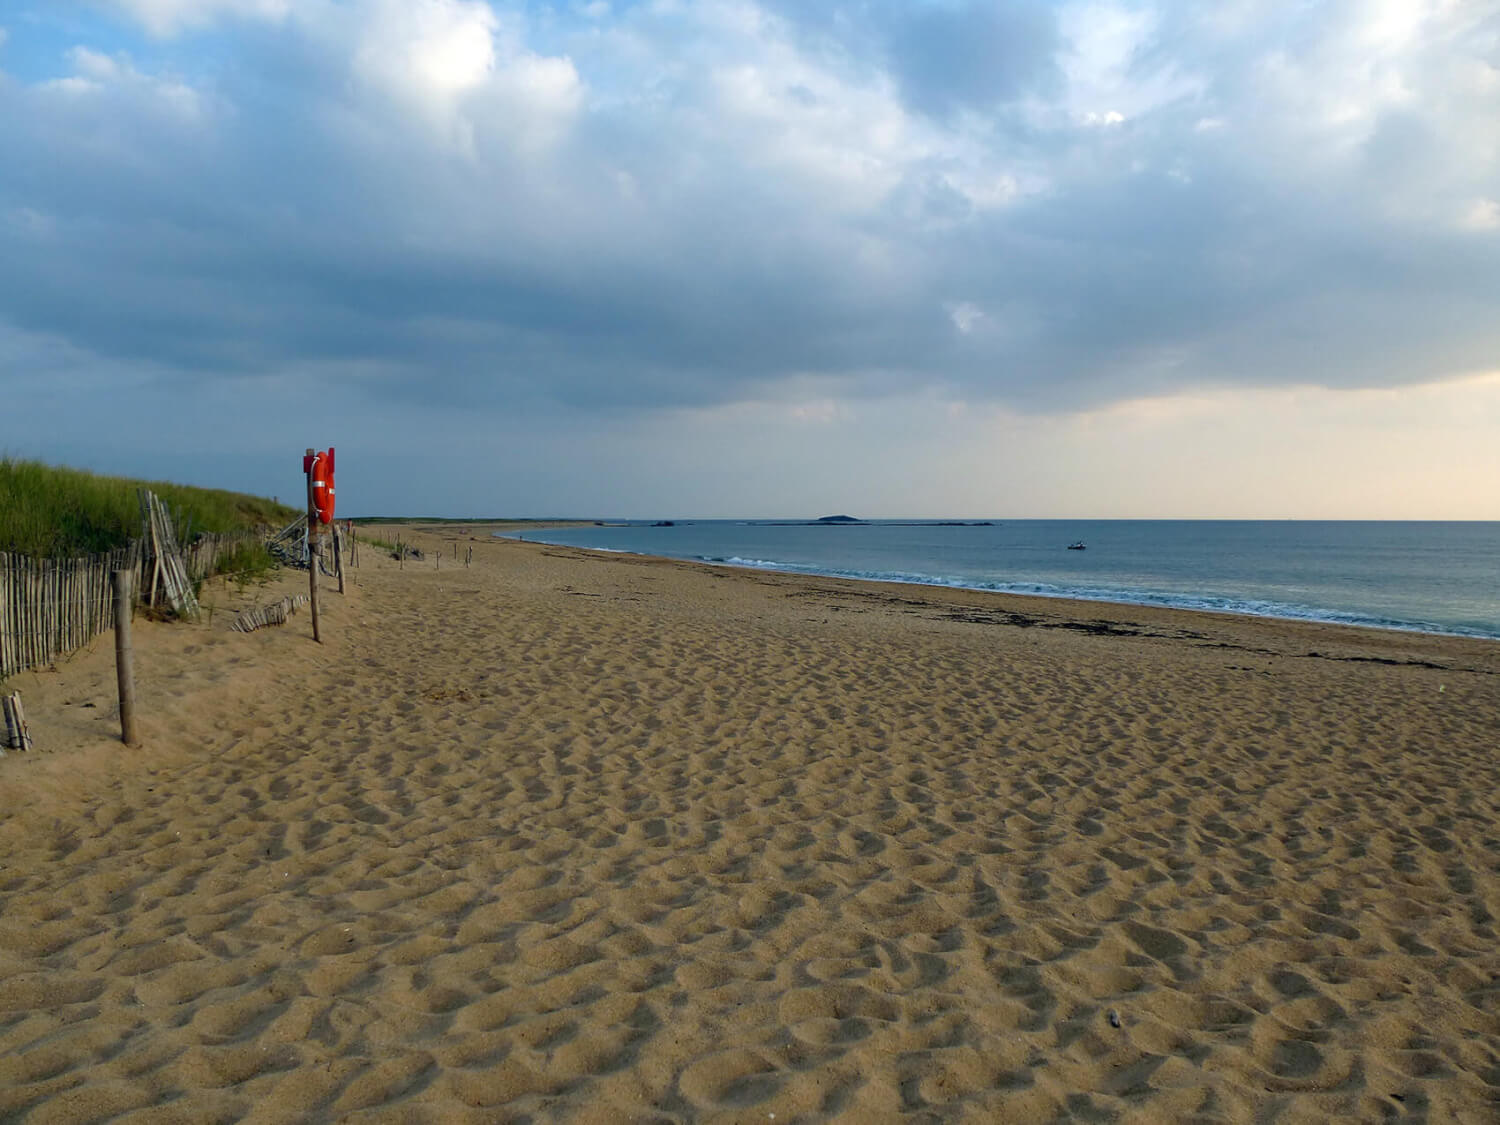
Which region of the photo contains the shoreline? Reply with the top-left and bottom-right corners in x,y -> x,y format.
494,529 -> 1500,653
534,535 -> 1500,670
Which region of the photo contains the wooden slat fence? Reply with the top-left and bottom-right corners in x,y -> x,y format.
0,529 -> 263,681
229,594 -> 309,633
184,532 -> 256,582
0,543 -> 141,681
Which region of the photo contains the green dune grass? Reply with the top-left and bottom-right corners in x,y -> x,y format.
0,458 -> 299,558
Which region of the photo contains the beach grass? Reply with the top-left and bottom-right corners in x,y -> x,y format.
0,457 -> 299,558
209,538 -> 283,588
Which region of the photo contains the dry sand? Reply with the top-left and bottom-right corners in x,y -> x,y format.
2,525 -> 1499,1123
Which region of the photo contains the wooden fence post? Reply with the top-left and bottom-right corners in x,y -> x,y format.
113,570 -> 140,747
306,449 -> 322,644
333,526 -> 346,594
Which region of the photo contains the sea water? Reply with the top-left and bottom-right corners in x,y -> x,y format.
500,520 -> 1500,640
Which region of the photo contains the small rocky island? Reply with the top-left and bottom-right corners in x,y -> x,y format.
816,515 -> 864,524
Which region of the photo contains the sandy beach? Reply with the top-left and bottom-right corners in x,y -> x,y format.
2,525 -> 1498,1122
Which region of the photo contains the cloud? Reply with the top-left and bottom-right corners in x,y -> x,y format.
0,0 -> 1496,439
886,0 -> 1062,119
350,0 -> 499,106
1462,198 -> 1500,231
101,0 -> 291,38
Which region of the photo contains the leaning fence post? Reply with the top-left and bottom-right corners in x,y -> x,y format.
333,525 -> 346,595
112,570 -> 140,747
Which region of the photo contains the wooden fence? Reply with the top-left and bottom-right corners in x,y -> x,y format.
0,544 -> 140,681
229,594 -> 309,634
184,532 -> 254,582
0,529 -> 260,681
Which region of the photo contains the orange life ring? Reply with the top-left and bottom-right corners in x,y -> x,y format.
311,451 -> 335,524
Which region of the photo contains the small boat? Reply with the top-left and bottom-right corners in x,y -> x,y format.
1067,541 -> 1086,550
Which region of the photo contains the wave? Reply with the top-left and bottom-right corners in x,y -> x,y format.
695,555 -> 791,568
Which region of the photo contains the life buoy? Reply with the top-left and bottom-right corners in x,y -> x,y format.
311,451 -> 335,524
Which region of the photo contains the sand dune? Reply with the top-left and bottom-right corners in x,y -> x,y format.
2,526 -> 1498,1121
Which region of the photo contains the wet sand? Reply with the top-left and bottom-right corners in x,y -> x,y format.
2,525 -> 1498,1122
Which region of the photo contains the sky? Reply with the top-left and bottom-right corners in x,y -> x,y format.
2,0 -> 1498,519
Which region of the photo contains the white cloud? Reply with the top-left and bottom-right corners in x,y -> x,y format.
38,76 -> 103,96
107,0 -> 586,154
1059,1 -> 1201,124
105,0 -> 291,37
702,31 -> 921,211
477,50 -> 584,152
32,46 -> 207,124
330,0 -> 585,154
1461,199 -> 1500,231
68,46 -> 125,82
948,301 -> 985,335
1077,109 -> 1125,127
1355,0 -> 1432,54
353,0 -> 498,105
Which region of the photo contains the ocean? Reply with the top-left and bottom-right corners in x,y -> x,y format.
500,520 -> 1500,640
